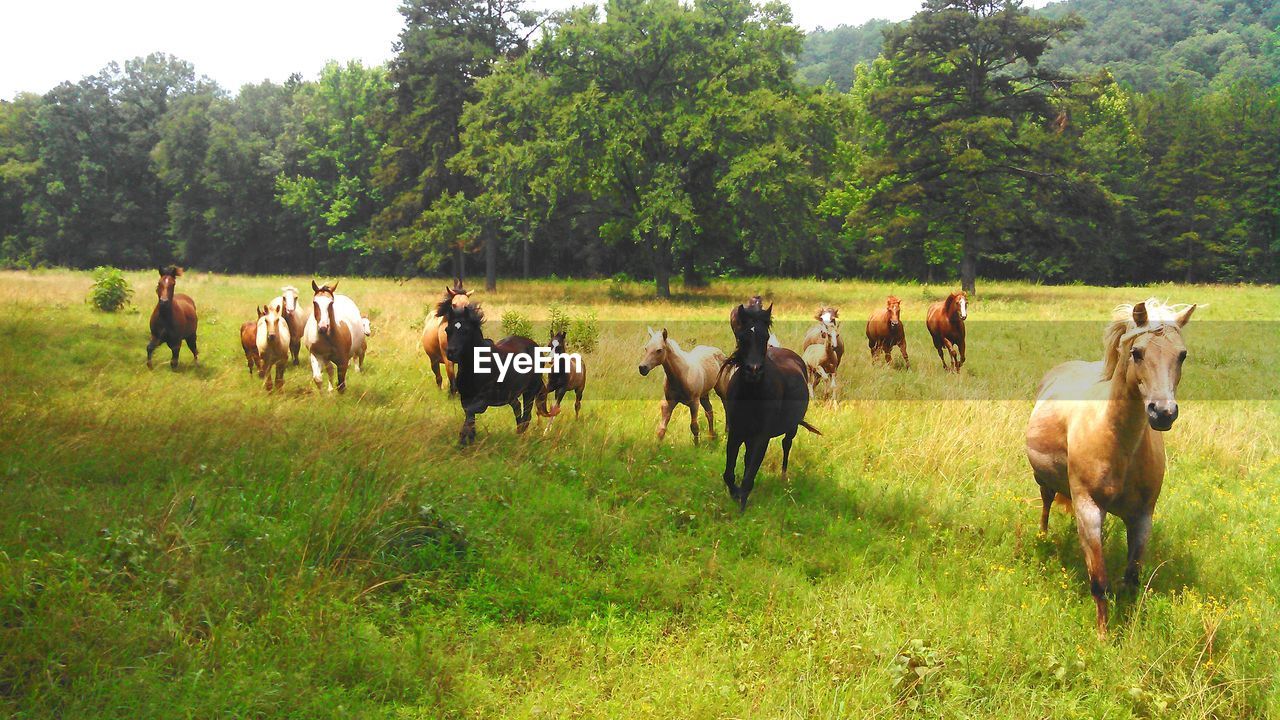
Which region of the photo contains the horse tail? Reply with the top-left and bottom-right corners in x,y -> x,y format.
798,420 -> 822,435
1054,492 -> 1073,514
535,384 -> 560,418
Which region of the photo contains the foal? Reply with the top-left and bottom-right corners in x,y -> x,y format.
543,330 -> 586,419
925,290 -> 967,372
1026,299 -> 1196,637
256,303 -> 292,392
801,327 -> 839,398
240,306 -> 266,375
147,266 -> 199,369
638,328 -> 727,445
866,296 -> 908,367
721,304 -> 819,511
802,306 -> 844,366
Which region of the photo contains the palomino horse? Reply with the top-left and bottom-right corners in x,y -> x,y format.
302,281 -> 366,393
438,302 -> 554,445
240,306 -> 266,375
638,328 -> 728,445
147,266 -> 199,369
423,279 -> 471,392
256,302 -> 292,392
925,290 -> 967,372
542,330 -> 586,420
270,286 -> 308,365
721,303 -> 820,511
802,306 -> 844,367
866,296 -> 908,367
801,326 -> 839,398
1026,299 -> 1196,637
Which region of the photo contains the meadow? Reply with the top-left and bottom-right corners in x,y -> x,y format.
1,269 -> 1277,718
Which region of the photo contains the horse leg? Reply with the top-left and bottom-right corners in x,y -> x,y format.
146,336 -> 163,369
275,361 -> 286,392
335,363 -> 348,394
168,341 -> 182,370
574,388 -> 582,417
430,358 -> 443,389
1038,482 -> 1056,534
459,409 -> 478,446
957,337 -> 966,370
310,355 -> 325,391
700,393 -> 716,441
1072,496 -> 1111,638
737,437 -> 769,512
446,360 -> 457,395
656,399 -> 673,441
511,399 -> 525,432
780,430 -> 796,483
185,335 -> 199,366
899,340 -> 910,369
263,361 -> 274,392
1122,513 -> 1154,589
723,435 -> 742,500
687,402 -> 700,446
934,340 -> 948,371
291,338 -> 300,366
517,385 -> 537,432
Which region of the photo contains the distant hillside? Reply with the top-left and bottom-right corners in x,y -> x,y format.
798,0 -> 1280,92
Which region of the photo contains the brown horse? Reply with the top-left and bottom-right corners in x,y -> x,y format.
925,291 -> 967,372
1026,299 -> 1196,637
240,306 -> 267,375
423,279 -> 471,392
147,266 -> 199,369
866,296 -> 908,367
542,330 -> 586,419
730,295 -> 780,348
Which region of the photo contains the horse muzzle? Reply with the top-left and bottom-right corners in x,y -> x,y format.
742,363 -> 764,382
638,364 -> 651,376
1147,401 -> 1179,431
446,348 -> 463,363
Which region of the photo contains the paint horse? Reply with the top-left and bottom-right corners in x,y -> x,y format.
147,266 -> 199,369
240,306 -> 267,375
423,279 -> 471,393
438,302 -> 554,445
925,290 -> 967,372
542,330 -> 586,420
256,302 -> 291,392
721,303 -> 820,511
866,296 -> 908,367
801,325 -> 840,398
302,281 -> 366,393
802,306 -> 844,367
270,286 -> 308,365
1026,299 -> 1196,637
638,328 -> 728,445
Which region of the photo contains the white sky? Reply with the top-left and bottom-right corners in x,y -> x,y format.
0,0 -> 1051,99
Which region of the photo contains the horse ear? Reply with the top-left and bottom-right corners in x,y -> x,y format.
661,328 -> 668,341
765,303 -> 773,316
312,280 -> 320,293
330,281 -> 338,293
1175,304 -> 1196,327
1132,302 -> 1149,327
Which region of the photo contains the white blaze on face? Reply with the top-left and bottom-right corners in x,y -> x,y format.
283,289 -> 297,313
314,295 -> 333,332
821,311 -> 833,325
959,297 -> 968,320
360,317 -> 371,336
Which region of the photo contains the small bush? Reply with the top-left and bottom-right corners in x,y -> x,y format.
571,310 -> 600,354
501,310 -> 533,339
548,302 -> 571,337
606,273 -> 631,301
88,266 -> 133,312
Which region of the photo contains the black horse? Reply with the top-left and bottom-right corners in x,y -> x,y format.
439,301 -> 553,445
721,303 -> 820,511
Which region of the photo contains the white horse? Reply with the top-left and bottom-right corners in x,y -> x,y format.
302,281 -> 366,393
270,285 -> 309,365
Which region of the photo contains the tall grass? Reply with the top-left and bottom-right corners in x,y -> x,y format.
0,269 -> 1276,717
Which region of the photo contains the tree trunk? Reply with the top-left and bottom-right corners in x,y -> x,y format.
654,244 -> 671,298
523,236 -> 530,279
682,258 -> 705,288
485,233 -> 497,291
960,231 -> 977,295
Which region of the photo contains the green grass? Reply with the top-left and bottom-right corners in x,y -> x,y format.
1,269 -> 1277,718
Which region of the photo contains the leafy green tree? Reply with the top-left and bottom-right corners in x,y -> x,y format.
857,0 -> 1093,293
0,94 -> 44,267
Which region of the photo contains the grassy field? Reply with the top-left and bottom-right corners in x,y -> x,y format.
1,269 -> 1278,718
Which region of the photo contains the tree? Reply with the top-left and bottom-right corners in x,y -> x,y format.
372,0 -> 535,288
0,94 -> 44,267
858,0 -> 1089,293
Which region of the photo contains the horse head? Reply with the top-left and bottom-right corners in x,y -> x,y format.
1112,300 -> 1197,431
311,280 -> 338,335
946,291 -> 968,321
730,303 -> 773,382
156,266 -> 182,304
438,300 -> 484,363
262,303 -> 285,344
445,278 -> 472,309
638,327 -> 669,376
550,330 -> 568,356
281,286 -> 299,314
885,297 -> 901,330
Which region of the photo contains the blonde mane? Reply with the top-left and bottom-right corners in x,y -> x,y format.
1101,298 -> 1195,381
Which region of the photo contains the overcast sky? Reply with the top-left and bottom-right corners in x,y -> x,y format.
0,0 -> 1050,99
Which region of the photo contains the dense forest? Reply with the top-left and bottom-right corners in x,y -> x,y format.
0,0 -> 1276,295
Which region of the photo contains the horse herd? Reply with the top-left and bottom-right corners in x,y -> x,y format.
144,266 -> 1198,637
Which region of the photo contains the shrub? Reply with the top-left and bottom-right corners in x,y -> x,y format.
88,266 -> 133,312
548,302 -> 571,337
501,310 -> 533,339
571,310 -> 600,354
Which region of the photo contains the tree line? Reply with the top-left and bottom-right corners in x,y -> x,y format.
0,0 -> 1276,295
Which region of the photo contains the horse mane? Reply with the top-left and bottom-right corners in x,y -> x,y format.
161,265 -> 183,277
281,285 -> 297,295
437,300 -> 484,324
1101,298 -> 1194,381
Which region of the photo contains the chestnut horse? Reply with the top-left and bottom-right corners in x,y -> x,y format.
269,286 -> 308,365
147,266 -> 198,369
438,302 -> 554,445
302,281 -> 365,393
423,279 -> 471,392
638,328 -> 727,445
925,291 -> 967,372
240,306 -> 266,375
1026,299 -> 1196,637
866,296 -> 908,367
542,330 -> 586,420
256,302 -> 292,392
721,303 -> 820,511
